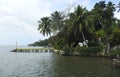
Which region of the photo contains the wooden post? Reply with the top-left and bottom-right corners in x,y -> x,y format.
16,42 -> 17,49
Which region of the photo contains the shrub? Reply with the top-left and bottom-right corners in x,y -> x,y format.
62,45 -> 73,54
75,46 -> 102,56
88,41 -> 100,47
110,49 -> 120,55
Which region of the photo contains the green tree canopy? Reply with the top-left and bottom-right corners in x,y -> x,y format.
38,17 -> 52,36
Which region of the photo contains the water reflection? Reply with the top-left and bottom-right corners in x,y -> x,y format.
33,54 -> 120,77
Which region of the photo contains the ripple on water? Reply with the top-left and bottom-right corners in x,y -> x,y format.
0,48 -> 120,77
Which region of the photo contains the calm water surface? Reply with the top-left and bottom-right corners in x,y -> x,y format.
0,46 -> 120,77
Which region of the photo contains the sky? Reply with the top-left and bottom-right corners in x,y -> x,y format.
0,0 -> 120,46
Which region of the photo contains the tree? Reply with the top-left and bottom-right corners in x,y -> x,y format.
92,1 -> 116,54
51,11 -> 65,34
104,1 -> 116,53
117,2 -> 120,12
38,17 -> 52,36
35,1 -> 120,55
110,20 -> 120,47
92,1 -> 106,31
67,5 -> 89,48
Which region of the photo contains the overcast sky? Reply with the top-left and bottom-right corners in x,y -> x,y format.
0,0 -> 120,46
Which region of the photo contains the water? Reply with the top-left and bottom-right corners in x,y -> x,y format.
0,46 -> 120,77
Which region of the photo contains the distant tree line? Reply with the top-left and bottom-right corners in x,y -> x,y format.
28,39 -> 50,47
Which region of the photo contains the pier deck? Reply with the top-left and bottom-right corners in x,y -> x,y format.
11,47 -> 54,53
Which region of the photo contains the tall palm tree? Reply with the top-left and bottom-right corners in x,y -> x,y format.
92,1 -> 107,45
92,1 -> 106,30
105,1 -> 116,53
51,11 -> 65,34
92,1 -> 116,54
68,5 -> 89,48
38,17 -> 52,36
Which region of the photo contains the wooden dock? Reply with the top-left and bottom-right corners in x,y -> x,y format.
10,47 -> 54,53
113,59 -> 120,67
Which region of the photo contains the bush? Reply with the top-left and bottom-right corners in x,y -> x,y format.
110,49 -> 120,55
75,46 -> 102,56
62,45 -> 73,54
88,41 -> 100,47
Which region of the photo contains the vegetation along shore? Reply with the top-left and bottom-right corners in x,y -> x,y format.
29,1 -> 120,59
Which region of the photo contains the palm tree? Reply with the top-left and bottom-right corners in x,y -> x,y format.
38,17 -> 58,47
38,17 -> 52,36
92,1 -> 116,54
92,1 -> 106,30
92,1 -> 106,45
117,2 -> 120,12
51,11 -> 65,34
104,1 -> 116,53
68,5 -> 89,48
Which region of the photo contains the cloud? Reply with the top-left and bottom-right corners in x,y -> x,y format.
0,0 -> 119,45
80,0 -> 91,7
0,0 -> 75,45
0,0 -> 51,45
115,12 -> 120,19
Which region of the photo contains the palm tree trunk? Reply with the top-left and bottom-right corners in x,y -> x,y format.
106,36 -> 110,54
117,54 -> 120,58
107,42 -> 110,54
81,31 -> 88,48
102,45 -> 106,56
50,35 -> 56,46
50,34 -> 60,52
98,37 -> 101,44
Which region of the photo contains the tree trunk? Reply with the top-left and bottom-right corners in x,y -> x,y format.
102,45 -> 106,56
50,35 -> 57,47
117,54 -> 120,58
98,37 -> 101,44
106,42 -> 110,54
81,31 -> 88,48
106,36 -> 110,55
